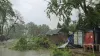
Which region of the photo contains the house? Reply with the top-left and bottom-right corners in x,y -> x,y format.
74,30 -> 84,47
83,28 -> 100,51
84,30 -> 94,48
46,28 -> 67,45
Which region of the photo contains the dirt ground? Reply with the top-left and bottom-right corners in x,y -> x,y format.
70,48 -> 100,56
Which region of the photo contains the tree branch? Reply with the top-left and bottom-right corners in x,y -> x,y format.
83,0 -> 88,15
6,18 -> 18,36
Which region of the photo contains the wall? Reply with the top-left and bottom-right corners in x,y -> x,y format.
48,34 -> 67,45
74,31 -> 83,46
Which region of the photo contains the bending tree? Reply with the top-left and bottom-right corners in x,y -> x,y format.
0,0 -> 24,36
46,0 -> 100,31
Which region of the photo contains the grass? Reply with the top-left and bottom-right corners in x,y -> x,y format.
51,48 -> 72,56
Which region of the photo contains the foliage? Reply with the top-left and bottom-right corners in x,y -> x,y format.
12,38 -> 27,51
58,20 -> 77,34
0,0 -> 24,36
31,37 -> 52,49
60,19 -> 71,34
26,22 -> 38,36
38,24 -> 50,35
57,22 -> 62,28
26,22 -> 50,37
89,53 -> 96,56
11,36 -> 54,51
0,0 -> 14,35
77,3 -> 100,30
52,48 -> 72,56
68,21 -> 77,33
46,0 -> 100,31
8,22 -> 50,39
8,24 -> 25,38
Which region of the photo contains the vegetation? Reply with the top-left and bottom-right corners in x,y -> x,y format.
52,48 -> 72,56
46,0 -> 100,31
0,0 -> 24,36
12,38 -> 27,51
26,22 -> 50,37
8,24 -> 25,39
11,36 -> 54,51
0,0 -> 15,35
89,53 -> 96,56
8,22 -> 50,39
57,20 -> 77,34
46,0 -> 100,55
0,0 -> 100,56
0,0 -> 50,39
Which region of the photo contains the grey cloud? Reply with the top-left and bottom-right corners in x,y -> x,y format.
10,0 -> 78,29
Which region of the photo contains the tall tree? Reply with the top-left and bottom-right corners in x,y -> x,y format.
0,0 -> 15,35
46,0 -> 100,30
61,19 -> 70,33
8,23 -> 25,38
26,22 -> 50,37
26,22 -> 39,37
69,21 -> 77,33
0,0 -> 24,36
39,24 -> 50,35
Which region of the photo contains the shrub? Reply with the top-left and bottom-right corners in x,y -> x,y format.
12,37 -> 27,51
27,41 -> 39,50
89,53 -> 96,56
52,48 -> 72,56
31,37 -> 52,49
11,36 -> 54,51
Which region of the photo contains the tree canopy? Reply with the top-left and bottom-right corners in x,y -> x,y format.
46,0 -> 100,31
8,22 -> 50,38
0,0 -> 24,36
26,22 -> 50,37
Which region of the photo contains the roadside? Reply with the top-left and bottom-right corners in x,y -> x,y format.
71,48 -> 100,56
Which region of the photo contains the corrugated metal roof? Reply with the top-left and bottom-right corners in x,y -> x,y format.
46,28 -> 61,35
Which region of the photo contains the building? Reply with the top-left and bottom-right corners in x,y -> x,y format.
84,28 -> 100,51
74,31 -> 84,46
46,28 -> 67,45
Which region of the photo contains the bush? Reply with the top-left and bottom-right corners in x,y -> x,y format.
12,37 -> 27,51
31,37 -> 52,49
89,53 -> 96,56
52,48 -> 72,56
27,41 -> 39,50
11,36 -> 54,51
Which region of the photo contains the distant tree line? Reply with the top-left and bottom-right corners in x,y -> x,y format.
0,0 -> 50,39
8,22 -> 50,38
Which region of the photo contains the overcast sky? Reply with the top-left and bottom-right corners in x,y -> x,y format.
10,0 -> 78,29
